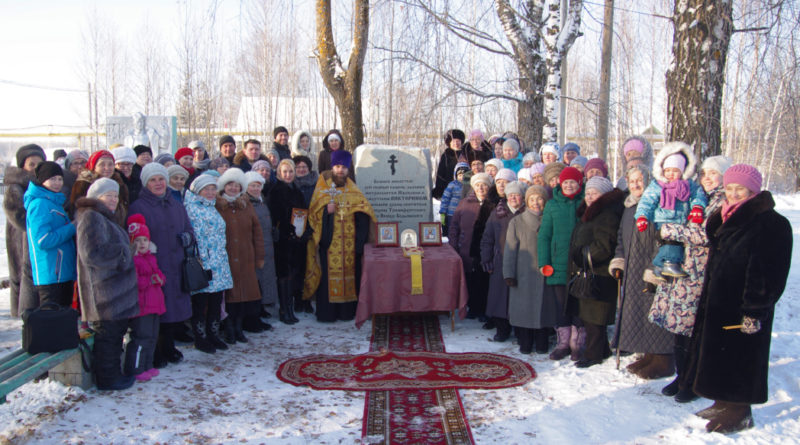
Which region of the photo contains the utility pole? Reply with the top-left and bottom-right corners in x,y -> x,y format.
597,0 -> 614,160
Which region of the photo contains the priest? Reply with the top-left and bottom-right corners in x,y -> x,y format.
303,150 -> 376,322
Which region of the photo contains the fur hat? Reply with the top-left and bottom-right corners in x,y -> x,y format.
444,129 -> 466,146
34,161 -> 63,186
558,166 -> 583,185
723,164 -> 762,194
522,152 -> 538,164
217,167 -> 247,192
504,180 -> 526,197
111,146 -> 136,165
244,171 -> 266,186
543,162 -> 566,185
127,213 -> 150,242
701,155 -> 732,175
331,150 -> 352,168
189,173 -> 218,195
539,142 -> 560,160
502,138 -> 520,156
219,135 -> 235,148
525,185 -> 549,204
584,158 -> 609,177
16,144 -> 46,168
140,162 -> 169,186
87,150 -> 114,171
571,156 -> 588,168
585,176 -> 614,195
87,177 -> 119,199
495,168 -> 517,182
517,167 -> 532,183
485,158 -> 504,171
167,164 -> 189,179
470,172 -> 493,188
133,145 -> 152,157
529,162 -> 546,176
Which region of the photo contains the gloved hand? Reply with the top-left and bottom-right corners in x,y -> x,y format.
741,315 -> 761,334
151,274 -> 163,286
504,278 -> 517,287
688,206 -> 704,224
481,262 -> 493,274
636,217 -> 648,232
539,265 -> 553,277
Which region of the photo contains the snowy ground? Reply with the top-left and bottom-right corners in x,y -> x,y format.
1,197 -> 799,444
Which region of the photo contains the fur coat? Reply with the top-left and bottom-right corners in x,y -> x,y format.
3,166 -> 38,317
69,169 -> 129,226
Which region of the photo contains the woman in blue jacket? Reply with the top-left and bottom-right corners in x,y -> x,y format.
23,161 -> 76,311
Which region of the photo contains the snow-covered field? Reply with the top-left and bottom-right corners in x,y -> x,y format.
1,196 -> 799,444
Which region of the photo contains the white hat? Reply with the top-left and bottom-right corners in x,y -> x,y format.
517,167 -> 532,183
701,155 -> 732,175
111,146 -> 136,165
539,142 -> 560,158
663,153 -> 687,172
485,159 -> 503,171
140,162 -> 169,186
167,165 -> 189,179
87,177 -> 119,199
470,172 -> 493,188
217,167 -> 247,191
495,168 -> 517,182
244,171 -> 265,185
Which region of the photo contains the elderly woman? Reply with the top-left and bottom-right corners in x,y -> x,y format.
449,172 -> 496,321
268,159 -> 308,324
540,143 -> 560,165
650,155 -> 732,402
243,171 -> 279,327
467,129 -> 493,162
584,158 -> 609,180
63,149 -> 89,200
70,150 -> 130,225
686,164 -> 791,434
616,136 -> 655,190
481,180 -> 526,342
167,165 -> 189,203
434,129 -> 474,199
522,152 -> 537,169
112,146 -> 141,203
569,176 -> 625,368
129,163 -> 194,367
500,139 -> 524,174
75,178 -> 139,390
609,165 -> 674,379
216,168 -> 265,343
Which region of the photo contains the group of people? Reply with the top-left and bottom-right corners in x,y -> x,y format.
4,126 -> 375,392
440,128 -> 791,434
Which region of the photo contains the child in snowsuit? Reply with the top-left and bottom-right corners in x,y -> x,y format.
126,213 -> 166,382
634,142 -> 707,278
440,162 -> 471,236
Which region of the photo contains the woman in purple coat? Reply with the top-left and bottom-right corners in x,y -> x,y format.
129,163 -> 194,368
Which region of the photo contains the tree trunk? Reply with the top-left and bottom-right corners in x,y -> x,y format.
315,0 -> 369,151
666,0 -> 732,159
517,79 -> 545,148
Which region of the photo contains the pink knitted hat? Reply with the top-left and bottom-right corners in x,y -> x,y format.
584,158 -> 608,178
723,164 -> 762,193
622,138 -> 645,155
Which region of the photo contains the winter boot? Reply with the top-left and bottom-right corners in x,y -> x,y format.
549,326 -> 572,360
192,320 -> 216,354
287,279 -> 300,323
96,374 -> 136,391
705,402 -> 753,434
278,278 -> 296,325
206,294 -> 228,350
634,353 -> 675,379
661,261 -> 688,278
662,377 -> 680,396
570,326 -> 586,361
695,401 -> 725,420
534,329 -> 550,354
222,318 -> 236,345
627,353 -> 654,375
234,312 -> 248,343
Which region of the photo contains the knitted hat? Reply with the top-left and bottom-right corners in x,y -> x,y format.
111,146 -> 136,164
622,138 -> 645,155
65,150 -> 89,170
701,155 -> 732,175
444,129 -> 466,146
218,167 -> 246,192
723,164 -> 762,194
219,135 -> 235,148
188,140 -> 205,151
167,164 -> 189,179
204,170 -> 221,178
209,157 -> 230,170
244,171 -> 266,185
539,142 -> 560,159
154,153 -> 174,165
87,150 -> 114,171
16,144 -> 46,168
584,158 -> 609,177
331,150 -> 352,168
663,153 -> 687,172
273,126 -> 289,138
502,138 -> 520,155
470,172 -> 492,188
529,162 -> 546,176
495,168 -> 517,182
522,152 -> 538,164
133,145 -> 152,157
485,158 -> 504,171
189,173 -> 218,195
87,177 -> 119,199
543,162 -> 566,185
558,166 -> 583,185
488,134 -> 503,146
175,147 -> 194,161
585,176 -> 614,195
34,161 -> 63,186
127,214 -> 150,242
571,156 -> 588,168
453,161 -> 470,177
468,129 -> 483,140
525,185 -> 549,204
251,160 -> 271,171
140,162 -> 169,186
517,167 -> 532,183
561,142 -> 581,155
504,180 -> 526,197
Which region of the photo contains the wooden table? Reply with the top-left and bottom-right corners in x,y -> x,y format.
355,244 -> 469,330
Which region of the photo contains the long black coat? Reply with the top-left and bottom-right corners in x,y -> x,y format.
691,191 -> 792,404
569,189 -> 625,326
267,180 -> 307,278
433,147 -> 475,199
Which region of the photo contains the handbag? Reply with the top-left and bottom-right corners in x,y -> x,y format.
21,302 -> 79,354
181,238 -> 212,293
568,247 -> 599,300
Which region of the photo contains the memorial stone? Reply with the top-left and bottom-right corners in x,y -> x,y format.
106,112 -> 178,154
354,145 -> 432,233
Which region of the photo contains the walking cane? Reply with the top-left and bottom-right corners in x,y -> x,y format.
614,274 -> 622,370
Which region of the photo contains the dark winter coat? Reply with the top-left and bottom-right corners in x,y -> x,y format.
272,141 -> 291,161
470,141 -> 493,163
433,147 -> 475,199
23,183 -> 77,286
117,167 -> 142,204
75,198 -> 139,322
268,180 -> 307,278
611,194 -> 672,354
295,171 -> 320,208
216,195 -> 265,303
449,190 -> 494,273
569,189 -> 625,326
481,201 -> 523,319
69,170 -> 130,226
233,151 -> 269,173
129,188 -> 193,323
538,186 -> 585,285
247,193 -> 278,305
691,191 -> 791,404
504,210 -> 556,329
3,167 -> 38,317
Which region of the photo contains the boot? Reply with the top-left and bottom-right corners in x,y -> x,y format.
662,377 -> 680,396
234,312 -> 248,343
534,329 -> 550,354
222,317 -> 236,344
674,386 -> 699,403
627,353 -> 654,375
695,401 -> 725,420
634,353 -> 675,379
661,261 -> 688,278
301,300 -> 314,314
549,326 -> 572,360
278,278 -> 296,325
206,294 -> 228,350
192,320 -> 216,354
96,374 -> 136,391
287,279 -> 300,323
570,326 -> 586,361
705,402 -> 753,434
207,320 -> 229,350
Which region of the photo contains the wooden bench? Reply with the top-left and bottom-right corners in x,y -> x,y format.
0,336 -> 93,404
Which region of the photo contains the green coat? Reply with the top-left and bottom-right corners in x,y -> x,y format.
537,186 -> 584,285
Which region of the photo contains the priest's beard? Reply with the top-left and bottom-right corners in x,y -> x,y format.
332,172 -> 348,187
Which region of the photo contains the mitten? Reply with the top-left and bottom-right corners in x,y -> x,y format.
504,278 -> 517,287
688,206 -> 704,224
151,274 -> 163,286
741,315 -> 761,334
636,217 -> 648,232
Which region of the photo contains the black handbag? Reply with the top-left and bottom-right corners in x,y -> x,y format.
181,238 -> 212,293
21,302 -> 79,354
568,248 -> 599,300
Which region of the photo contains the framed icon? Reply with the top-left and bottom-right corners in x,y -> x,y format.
400,229 -> 418,248
291,208 -> 308,238
419,222 -> 442,246
376,222 -> 399,247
